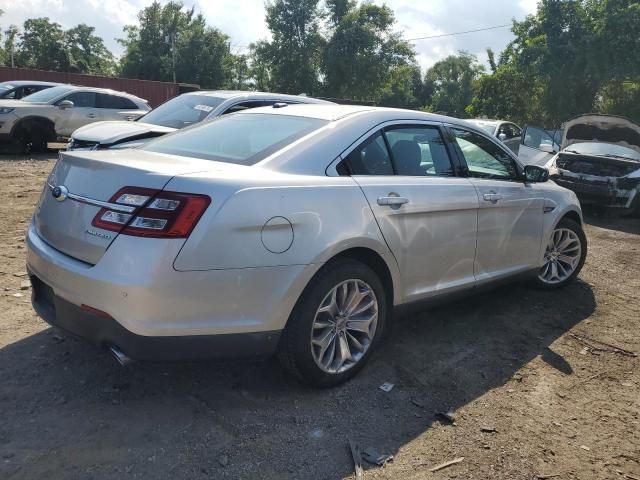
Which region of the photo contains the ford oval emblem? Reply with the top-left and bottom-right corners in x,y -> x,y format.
52,185 -> 69,202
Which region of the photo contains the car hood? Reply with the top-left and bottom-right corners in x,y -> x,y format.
72,121 -> 175,145
562,114 -> 640,155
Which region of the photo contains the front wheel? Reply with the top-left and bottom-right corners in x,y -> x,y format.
278,259 -> 388,387
534,218 -> 587,288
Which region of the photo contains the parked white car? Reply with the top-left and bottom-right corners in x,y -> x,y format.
467,119 -> 523,154
0,85 -> 150,152
27,105 -> 586,386
524,114 -> 640,215
68,91 -> 334,151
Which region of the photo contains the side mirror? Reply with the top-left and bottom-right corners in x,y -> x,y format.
498,133 -> 507,141
58,100 -> 74,109
524,164 -> 549,183
539,143 -> 555,153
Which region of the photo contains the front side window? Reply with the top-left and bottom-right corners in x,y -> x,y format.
340,132 -> 394,175
222,101 -> 266,115
523,126 -> 556,150
452,128 -> 518,180
62,92 -> 96,108
142,113 -> 328,165
385,126 -> 453,176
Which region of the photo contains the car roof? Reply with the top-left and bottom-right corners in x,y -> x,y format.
238,103 -> 476,123
183,90 -> 334,104
0,80 -> 64,87
54,84 -> 147,102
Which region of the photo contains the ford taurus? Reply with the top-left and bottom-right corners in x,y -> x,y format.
27,105 -> 587,386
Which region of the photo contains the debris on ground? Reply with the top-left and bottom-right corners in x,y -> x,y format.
410,397 -> 424,408
348,439 -> 364,480
537,474 -> 562,479
579,445 -> 590,451
480,426 -> 497,433
20,280 -> 31,290
378,382 -> 394,392
436,409 -> 456,425
569,332 -> 637,357
218,455 -> 229,467
11,293 -> 24,298
361,447 -> 393,466
428,456 -> 464,472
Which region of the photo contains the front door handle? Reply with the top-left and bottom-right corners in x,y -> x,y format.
377,196 -> 409,207
87,113 -> 97,118
483,191 -> 503,203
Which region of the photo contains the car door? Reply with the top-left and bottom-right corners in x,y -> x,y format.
55,91 -> 100,136
338,123 -> 479,302
449,126 -> 545,283
518,125 -> 560,165
96,93 -> 142,121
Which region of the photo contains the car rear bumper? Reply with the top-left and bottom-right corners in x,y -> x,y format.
26,222 -> 317,359
29,273 -> 281,361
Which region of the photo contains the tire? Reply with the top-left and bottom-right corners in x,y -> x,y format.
277,259 -> 388,387
533,217 -> 587,289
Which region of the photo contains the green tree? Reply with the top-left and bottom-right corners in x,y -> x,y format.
261,0 -> 325,95
15,18 -> 69,71
64,24 -> 115,75
423,52 -> 484,117
119,1 -> 233,88
322,2 -> 415,102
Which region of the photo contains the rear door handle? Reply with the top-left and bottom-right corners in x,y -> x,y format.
377,196 -> 409,207
87,113 -> 97,118
483,191 -> 503,203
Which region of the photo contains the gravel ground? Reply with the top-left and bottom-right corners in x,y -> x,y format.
0,154 -> 638,480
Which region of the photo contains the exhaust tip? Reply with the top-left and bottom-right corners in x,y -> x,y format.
109,345 -> 132,366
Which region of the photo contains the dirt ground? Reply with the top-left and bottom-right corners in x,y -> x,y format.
0,154 -> 638,480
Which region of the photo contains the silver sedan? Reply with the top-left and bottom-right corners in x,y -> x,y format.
27,105 -> 587,386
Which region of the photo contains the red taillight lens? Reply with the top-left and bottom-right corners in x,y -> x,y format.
92,186 -> 211,238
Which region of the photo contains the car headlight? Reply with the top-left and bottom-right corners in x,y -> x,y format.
0,107 -> 15,114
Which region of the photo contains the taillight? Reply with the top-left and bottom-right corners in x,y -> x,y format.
92,186 -> 210,238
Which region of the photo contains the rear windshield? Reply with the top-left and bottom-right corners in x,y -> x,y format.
22,85 -> 74,103
0,82 -> 14,90
142,113 -> 328,165
138,94 -> 225,128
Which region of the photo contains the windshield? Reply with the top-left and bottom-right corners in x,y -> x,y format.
143,113 -> 328,165
138,94 -> 225,128
22,85 -> 73,103
469,121 -> 497,134
565,142 -> 640,161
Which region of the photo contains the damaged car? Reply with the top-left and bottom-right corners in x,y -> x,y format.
520,114 -> 640,215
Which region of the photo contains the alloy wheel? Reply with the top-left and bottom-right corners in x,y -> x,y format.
310,279 -> 378,374
538,227 -> 582,284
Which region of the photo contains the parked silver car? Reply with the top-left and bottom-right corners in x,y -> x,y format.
0,85 -> 150,152
27,105 -> 587,386
0,80 -> 62,99
68,90 -> 334,151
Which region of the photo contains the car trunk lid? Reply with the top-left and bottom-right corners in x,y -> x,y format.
34,150 -> 209,264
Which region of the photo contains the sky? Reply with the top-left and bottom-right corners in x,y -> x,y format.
0,0 -> 540,71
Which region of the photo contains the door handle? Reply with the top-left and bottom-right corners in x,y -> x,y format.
377,196 -> 409,207
483,191 -> 503,203
87,113 -> 97,118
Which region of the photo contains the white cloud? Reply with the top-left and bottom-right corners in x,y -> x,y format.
0,0 -> 540,70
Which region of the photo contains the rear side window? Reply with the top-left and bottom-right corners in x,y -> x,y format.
142,113 -> 328,165
97,94 -> 138,109
340,132 -> 394,175
221,101 -> 266,114
385,126 -> 453,176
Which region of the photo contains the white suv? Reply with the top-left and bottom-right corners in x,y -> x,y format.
0,85 -> 150,152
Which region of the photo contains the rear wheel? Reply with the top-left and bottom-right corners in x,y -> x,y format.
278,259 -> 387,387
534,218 -> 587,288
